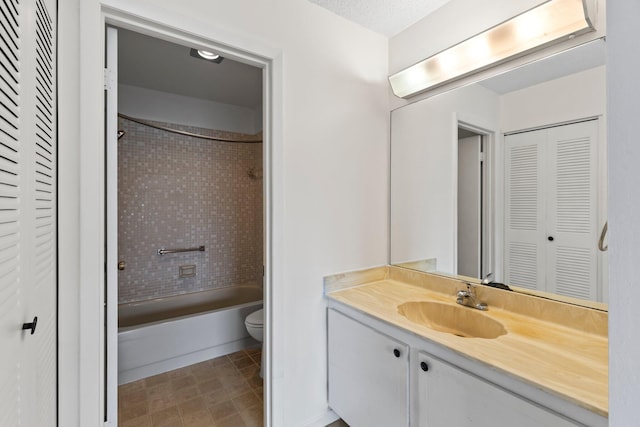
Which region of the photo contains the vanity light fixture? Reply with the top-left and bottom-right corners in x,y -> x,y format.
189,48 -> 224,64
388,0 -> 596,98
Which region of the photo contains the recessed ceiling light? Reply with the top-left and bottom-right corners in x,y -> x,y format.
189,48 -> 224,64
197,50 -> 219,60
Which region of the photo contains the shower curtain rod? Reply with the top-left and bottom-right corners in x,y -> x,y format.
118,113 -> 263,143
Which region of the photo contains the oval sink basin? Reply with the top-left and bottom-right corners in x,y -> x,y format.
397,301 -> 507,339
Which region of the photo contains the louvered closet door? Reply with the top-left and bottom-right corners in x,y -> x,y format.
546,121 -> 598,300
0,0 -> 25,424
504,130 -> 546,291
505,120 -> 598,299
0,0 -> 57,425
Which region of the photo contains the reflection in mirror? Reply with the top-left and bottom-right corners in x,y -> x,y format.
390,39 -> 607,307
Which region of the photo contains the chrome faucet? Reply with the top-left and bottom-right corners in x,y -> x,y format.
456,283 -> 488,311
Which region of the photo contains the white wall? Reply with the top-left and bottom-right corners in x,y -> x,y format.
119,83 -> 261,134
59,0 -> 389,426
57,0 -> 81,425
499,66 -> 606,132
607,2 -> 640,425
390,84 -> 500,272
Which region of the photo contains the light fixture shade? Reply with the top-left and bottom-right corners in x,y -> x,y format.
389,0 -> 596,98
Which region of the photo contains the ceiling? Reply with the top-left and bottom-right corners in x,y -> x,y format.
307,0 -> 452,37
118,28 -> 263,109
480,38 -> 606,94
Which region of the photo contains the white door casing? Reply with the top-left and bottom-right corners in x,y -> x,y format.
105,25 -> 119,426
0,0 -> 57,425
458,135 -> 482,278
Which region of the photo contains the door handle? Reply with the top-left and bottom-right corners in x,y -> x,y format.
22,316 -> 38,335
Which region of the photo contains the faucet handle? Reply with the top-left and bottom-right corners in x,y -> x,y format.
481,273 -> 494,285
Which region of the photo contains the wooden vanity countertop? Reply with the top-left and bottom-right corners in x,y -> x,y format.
327,279 -> 608,417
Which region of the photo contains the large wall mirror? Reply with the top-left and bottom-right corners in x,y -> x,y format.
390,38 -> 607,308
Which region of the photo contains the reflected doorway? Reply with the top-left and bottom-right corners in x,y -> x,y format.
457,126 -> 490,279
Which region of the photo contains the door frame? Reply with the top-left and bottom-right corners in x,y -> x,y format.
73,4 -> 282,425
455,119 -> 495,281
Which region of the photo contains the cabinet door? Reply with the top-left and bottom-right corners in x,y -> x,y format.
417,352 -> 578,426
328,309 -> 409,427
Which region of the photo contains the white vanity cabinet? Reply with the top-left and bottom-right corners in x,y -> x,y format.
327,304 -> 606,427
415,351 -> 579,426
327,309 -> 409,427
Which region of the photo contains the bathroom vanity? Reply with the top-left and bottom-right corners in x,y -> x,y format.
325,266 -> 608,427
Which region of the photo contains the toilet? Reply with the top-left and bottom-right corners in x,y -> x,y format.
245,308 -> 264,377
244,308 -> 264,342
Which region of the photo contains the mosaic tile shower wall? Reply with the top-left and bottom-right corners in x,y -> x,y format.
118,117 -> 263,303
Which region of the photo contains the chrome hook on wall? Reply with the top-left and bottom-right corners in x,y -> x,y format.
598,221 -> 608,252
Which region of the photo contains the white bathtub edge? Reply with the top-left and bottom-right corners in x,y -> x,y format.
118,337 -> 259,385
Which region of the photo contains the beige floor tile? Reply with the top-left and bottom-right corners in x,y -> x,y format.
218,371 -> 247,388
248,353 -> 262,365
240,404 -> 264,427
147,381 -> 173,399
119,400 -> 149,421
232,391 -> 261,412
232,356 -> 256,370
198,377 -> 225,394
245,347 -> 261,356
120,388 -> 148,408
227,351 -> 249,361
182,408 -> 215,427
119,350 -> 264,427
211,363 -> 238,378
171,375 -> 197,391
174,385 -> 201,404
208,400 -> 237,421
150,406 -> 182,427
167,366 -> 191,381
211,356 -> 234,368
145,372 -> 171,388
179,396 -> 206,416
190,361 -> 217,380
148,392 -> 178,413
223,380 -> 253,398
214,412 -> 247,427
120,379 -> 146,395
240,365 -> 263,389
121,414 -> 152,427
201,389 -> 231,407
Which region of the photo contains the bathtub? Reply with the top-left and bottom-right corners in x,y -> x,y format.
118,285 -> 263,384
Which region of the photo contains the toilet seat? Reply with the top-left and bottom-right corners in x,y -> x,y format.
245,308 -> 264,327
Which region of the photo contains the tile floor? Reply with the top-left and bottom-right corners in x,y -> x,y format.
118,348 -> 263,427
